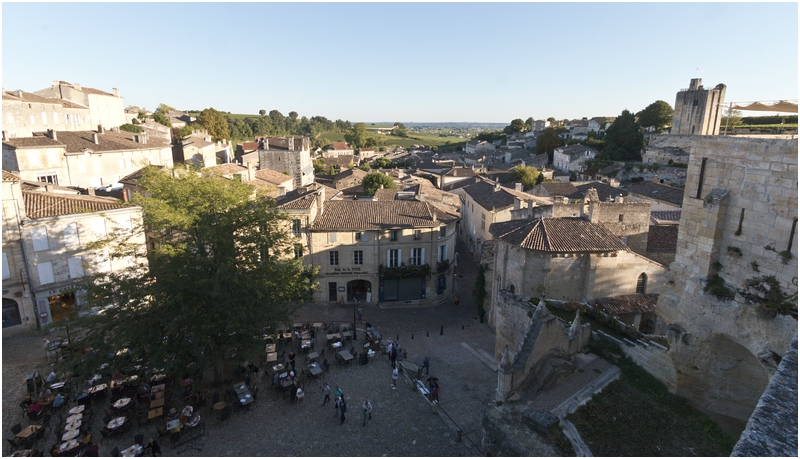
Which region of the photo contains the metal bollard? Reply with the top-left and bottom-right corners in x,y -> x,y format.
456,428 -> 462,443
462,325 -> 464,330
427,331 -> 429,337
440,325 -> 443,335
411,333 -> 413,339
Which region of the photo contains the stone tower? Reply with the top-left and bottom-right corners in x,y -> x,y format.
671,78 -> 726,135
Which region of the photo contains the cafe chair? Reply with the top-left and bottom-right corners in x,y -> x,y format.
10,423 -> 22,436
6,437 -> 20,453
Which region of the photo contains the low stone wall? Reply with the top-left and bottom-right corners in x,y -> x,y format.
593,330 -> 677,392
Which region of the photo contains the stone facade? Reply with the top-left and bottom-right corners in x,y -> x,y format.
655,135 -> 797,434
594,330 -> 677,391
34,81 -> 126,130
2,90 -> 92,139
671,78 -> 726,136
257,136 -> 313,188
2,174 -> 36,331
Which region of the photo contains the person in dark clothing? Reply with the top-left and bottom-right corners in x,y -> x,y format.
288,352 -> 296,373
421,356 -> 430,375
390,347 -> 397,369
145,438 -> 161,457
84,442 -> 100,457
339,397 -> 347,424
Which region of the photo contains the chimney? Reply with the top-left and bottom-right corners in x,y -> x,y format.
122,189 -> 129,203
112,88 -> 119,97
514,182 -> 523,192
689,78 -> 701,91
616,195 -> 625,203
87,187 -> 95,196
527,199 -> 534,209
74,83 -> 81,91
315,186 -> 325,215
1,131 -> 6,141
13,90 -> 23,98
98,124 -> 104,134
494,182 -> 501,192
45,184 -> 54,192
140,132 -> 147,144
47,129 -> 57,141
288,137 -> 295,150
92,133 -> 100,144
247,162 -> 255,181
379,184 -> 384,190
133,134 -> 139,143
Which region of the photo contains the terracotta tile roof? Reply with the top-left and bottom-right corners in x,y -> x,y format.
22,190 -> 128,219
490,217 -> 629,253
333,168 -> 368,183
76,86 -> 115,96
2,171 -> 20,181
464,180 -> 549,212
444,167 -> 476,178
646,225 -> 678,252
331,142 -> 351,151
2,90 -> 88,109
239,142 -> 259,152
627,181 -> 685,207
650,210 -> 681,224
276,184 -> 334,210
311,200 -> 458,231
254,168 -> 292,185
183,137 -> 215,149
119,165 -> 165,186
203,164 -> 247,177
19,180 -> 78,194
573,182 -> 627,202
322,155 -> 354,166
3,136 -> 65,149
374,188 -> 398,201
594,294 -> 658,315
539,182 -> 578,197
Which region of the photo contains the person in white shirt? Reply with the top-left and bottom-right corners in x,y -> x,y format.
362,400 -> 372,426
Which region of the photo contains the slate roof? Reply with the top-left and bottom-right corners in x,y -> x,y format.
650,210 -> 681,225
646,225 -> 679,252
489,217 -> 629,253
444,167 -> 476,178
276,183 -> 338,210
8,130 -> 170,153
555,144 -> 598,159
573,182 -> 628,202
334,168 -> 367,182
310,200 -> 458,231
627,182 -> 685,207
3,90 -> 88,109
539,182 -> 578,197
22,190 -> 128,219
3,136 -> 66,149
254,168 -> 292,185
374,188 -> 399,201
594,294 -> 658,315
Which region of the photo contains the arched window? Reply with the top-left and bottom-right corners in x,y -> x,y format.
636,273 -> 647,294
508,284 -> 516,295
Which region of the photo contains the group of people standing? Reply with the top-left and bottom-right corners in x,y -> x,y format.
321,381 -> 373,427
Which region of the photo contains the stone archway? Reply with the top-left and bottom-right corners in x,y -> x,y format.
2,298 -> 22,328
673,333 -> 770,438
346,280 -> 371,303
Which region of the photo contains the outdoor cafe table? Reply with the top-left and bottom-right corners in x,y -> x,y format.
301,339 -> 312,350
66,413 -> 82,423
150,398 -> 165,408
301,331 -> 311,340
58,439 -> 81,455
271,364 -> 284,373
308,363 -> 323,376
16,425 -> 41,440
329,341 -> 343,352
120,444 -> 143,457
87,383 -> 107,395
64,419 -> 81,431
266,352 -> 277,363
167,419 -> 181,433
338,350 -> 354,363
10,449 -> 34,457
312,322 -> 323,330
237,392 -> 254,406
307,351 -> 319,362
147,408 -> 163,420
106,416 -> 127,431
150,374 -> 167,383
233,383 -> 249,396
113,397 -> 132,410
68,405 -> 84,415
326,333 -> 341,343
282,332 -> 292,340
61,429 -> 80,442
341,331 -> 353,341
265,343 -> 276,353
49,381 -> 66,390
212,402 -> 226,411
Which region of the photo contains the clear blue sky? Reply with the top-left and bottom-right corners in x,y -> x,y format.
3,2 -> 797,123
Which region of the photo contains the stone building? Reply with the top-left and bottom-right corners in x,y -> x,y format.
2,171 -> 36,331
670,78 -> 726,136
655,135 -> 797,437
178,131 -> 233,168
34,81 -> 126,130
2,90 -> 92,139
552,144 -> 598,173
626,179 -> 684,211
281,187 -> 459,306
2,172 -> 147,329
2,128 -> 173,189
323,141 -> 354,158
257,136 -> 313,188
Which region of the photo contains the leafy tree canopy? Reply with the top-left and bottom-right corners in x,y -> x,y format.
535,127 -> 563,163
636,100 -> 674,131
344,122 -> 369,149
504,118 -> 528,135
507,165 -> 542,190
362,172 -> 397,196
69,166 -> 317,382
119,123 -> 143,133
392,122 -> 408,138
197,107 -> 231,141
603,109 -> 644,161
313,158 -> 328,175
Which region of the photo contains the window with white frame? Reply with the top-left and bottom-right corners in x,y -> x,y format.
329,251 -> 339,266
2,252 -> 10,279
353,250 -> 363,266
41,112 -> 48,124
410,247 -> 423,265
68,257 -> 84,278
292,219 -> 302,236
438,244 -> 448,262
31,227 -> 50,252
388,249 -> 400,267
355,232 -> 362,241
37,261 -> 55,284
328,232 -> 337,243
53,112 -> 59,124
390,230 -> 398,241
37,174 -> 58,185
63,223 -> 80,247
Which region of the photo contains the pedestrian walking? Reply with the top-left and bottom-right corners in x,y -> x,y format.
334,395 -> 341,418
432,382 -> 439,402
391,366 -> 398,389
421,356 -> 430,375
357,306 -> 363,321
322,382 -> 331,406
340,397 -> 347,424
333,386 -> 343,416
362,400 -> 372,427
453,295 -> 460,306
289,351 -> 296,373
390,347 -> 397,369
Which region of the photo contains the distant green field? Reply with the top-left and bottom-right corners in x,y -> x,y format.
317,131 -> 465,148
316,132 -> 346,142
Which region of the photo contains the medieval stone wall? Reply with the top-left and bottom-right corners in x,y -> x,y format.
594,330 -> 677,391
656,135 -> 797,433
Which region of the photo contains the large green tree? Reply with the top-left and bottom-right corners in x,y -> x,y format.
152,103 -> 173,127
70,166 -> 316,381
535,127 -> 563,164
345,122 -> 369,149
197,107 -> 231,141
604,110 -> 644,161
504,118 -> 528,135
361,172 -> 396,196
636,100 -> 674,131
507,165 -> 542,190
